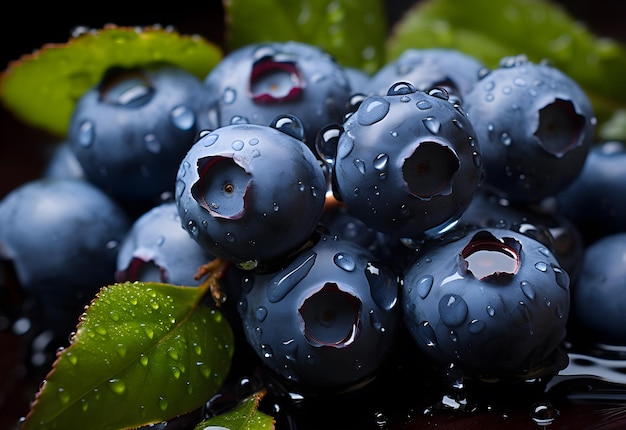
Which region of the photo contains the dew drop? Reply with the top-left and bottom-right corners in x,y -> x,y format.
418,321 -> 437,347
438,294 -> 468,327
267,253 -> 316,303
222,87 -> 236,104
170,105 -> 195,131
66,352 -> 78,365
373,153 -> 389,171
171,366 -> 181,379
139,354 -> 149,367
142,325 -> 154,339
500,132 -> 512,146
94,325 -> 107,336
534,262 -> 548,272
422,116 -> 441,134
255,306 -> 268,322
57,388 -> 70,404
109,379 -> 126,395
468,319 -> 486,334
168,347 -> 179,361
333,252 -> 356,272
187,220 -> 199,237
202,133 -> 219,147
416,100 -> 432,110
144,133 -> 161,153
158,397 -> 169,411
416,275 -> 434,299
225,232 -> 236,243
520,281 -> 536,300
530,402 -> 557,426
357,96 -> 390,125
231,139 -> 244,151
77,120 -> 95,147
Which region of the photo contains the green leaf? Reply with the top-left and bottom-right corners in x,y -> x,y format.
21,281 -> 234,430
224,0 -> 387,74
386,0 -> 626,139
0,25 -> 222,137
193,391 -> 275,430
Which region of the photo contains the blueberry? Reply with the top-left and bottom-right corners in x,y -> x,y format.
237,234 -> 402,390
42,141 -> 86,180
555,140 -> 626,244
115,201 -> 215,287
463,55 -> 596,203
175,117 -> 327,269
365,48 -> 485,100
0,178 -> 130,333
456,190 -> 584,284
571,233 -> 626,345
195,41 -> 353,152
401,227 -> 570,380
68,63 -> 203,208
325,82 -> 483,239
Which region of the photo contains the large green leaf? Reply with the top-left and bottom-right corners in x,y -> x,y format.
21,281 -> 234,430
0,25 -> 222,137
224,0 -> 387,74
387,0 -> 626,139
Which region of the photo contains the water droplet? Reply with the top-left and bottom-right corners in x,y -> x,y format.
170,105 -> 195,130
222,87 -> 236,104
187,219 -> 199,237
225,232 -> 236,243
486,305 -> 496,317
353,158 -> 366,174
366,262 -> 399,311
468,319 -> 486,334
422,117 -> 441,134
534,262 -> 548,272
334,252 -> 356,272
66,352 -> 78,365
158,396 -> 169,411
520,281 -> 536,300
94,325 -> 107,336
552,266 -> 570,290
144,134 -> 161,153
231,139 -> 244,151
267,253 -> 316,303
105,378 -> 125,396
373,153 -> 389,171
57,387 -> 70,404
77,120 -> 95,147
418,321 -> 437,347
416,100 -> 432,110
417,275 -> 434,299
202,133 -> 219,147
530,402 -> 557,426
171,366 -> 181,379
139,354 -> 149,367
438,294 -> 468,327
167,348 -> 179,361
142,325 -> 154,339
500,132 -> 512,146
81,398 -> 88,412
255,306 -> 268,322
358,96 -> 390,125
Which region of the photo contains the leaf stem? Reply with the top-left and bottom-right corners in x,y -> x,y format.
194,258 -> 232,307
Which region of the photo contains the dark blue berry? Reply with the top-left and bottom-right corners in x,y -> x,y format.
463,55 -> 596,203
115,201 -> 215,286
237,234 -> 402,389
571,232 -> 626,345
175,118 -> 327,269
195,41 -> 353,152
325,82 -> 483,239
401,227 -> 570,380
68,64 -> 203,207
365,48 -> 485,100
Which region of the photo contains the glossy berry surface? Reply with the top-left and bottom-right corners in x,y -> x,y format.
195,41 -> 353,151
555,140 -> 626,244
365,48 -> 485,100
68,64 -> 203,207
237,234 -> 402,389
463,55 -> 596,203
175,119 -> 327,269
115,201 -> 215,287
328,82 -> 483,239
401,227 -> 570,380
571,233 -> 626,344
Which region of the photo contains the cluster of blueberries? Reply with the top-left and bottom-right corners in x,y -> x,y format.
2,39 -> 626,428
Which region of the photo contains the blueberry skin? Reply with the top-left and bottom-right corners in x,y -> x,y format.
237,234 -> 402,389
0,178 -> 130,306
572,233 -> 626,344
365,48 -> 485,100
68,64 -> 203,206
555,140 -> 626,244
331,83 -> 483,239
115,201 -> 215,287
196,41 -> 353,151
175,122 -> 327,268
401,227 -> 570,380
463,55 -> 596,203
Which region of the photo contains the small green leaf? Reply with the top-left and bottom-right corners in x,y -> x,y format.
0,25 -> 222,137
224,0 -> 387,74
193,390 -> 274,430
387,0 -> 626,138
21,281 -> 234,430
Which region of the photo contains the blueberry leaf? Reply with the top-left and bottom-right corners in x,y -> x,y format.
224,0 -> 387,74
0,25 -> 222,137
21,281 -> 234,430
386,0 -> 626,139
193,390 -> 274,430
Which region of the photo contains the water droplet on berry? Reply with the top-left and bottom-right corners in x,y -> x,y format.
373,153 -> 389,171
418,321 -> 437,347
225,232 -> 236,243
500,132 -> 512,145
353,158 -> 366,174
202,133 -> 219,147
422,117 -> 441,134
222,87 -> 236,104
170,105 -> 195,130
267,253 -> 316,303
534,262 -> 548,272
416,100 -> 432,110
358,96 -> 390,125
530,402 -> 557,426
520,281 -> 536,300
77,120 -> 95,147
439,294 -> 468,327
255,306 -> 268,322
416,275 -> 434,299
333,252 -> 356,271
231,139 -> 244,151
